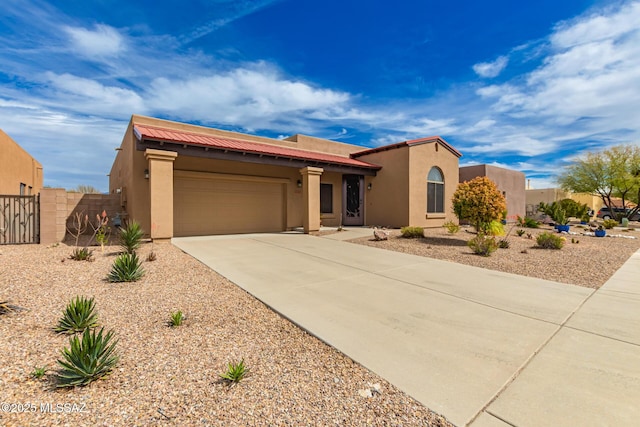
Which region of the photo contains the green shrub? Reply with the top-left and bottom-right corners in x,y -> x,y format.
498,239 -> 510,248
516,229 -> 525,237
69,247 -> 93,262
486,220 -> 505,236
602,219 -> 618,229
536,232 -> 564,249
467,234 -> 498,256
400,226 -> 424,238
31,366 -> 48,379
108,253 -> 145,283
55,296 -> 99,334
119,221 -> 144,254
56,327 -> 119,388
516,216 -> 540,228
220,359 -> 249,385
442,221 -> 460,234
169,310 -> 184,327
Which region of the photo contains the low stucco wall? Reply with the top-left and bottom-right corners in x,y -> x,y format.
40,188 -> 122,245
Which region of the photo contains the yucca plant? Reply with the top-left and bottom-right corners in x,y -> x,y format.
169,310 -> 184,327
55,296 -> 99,334
56,327 -> 119,388
219,359 -> 249,385
107,253 -> 145,282
119,221 -> 144,254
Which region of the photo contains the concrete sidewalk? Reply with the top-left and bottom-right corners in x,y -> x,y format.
173,232 -> 640,426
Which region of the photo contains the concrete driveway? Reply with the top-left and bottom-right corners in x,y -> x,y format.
173,230 -> 640,427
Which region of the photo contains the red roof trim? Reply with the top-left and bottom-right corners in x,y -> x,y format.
134,124 -> 381,170
351,136 -> 462,158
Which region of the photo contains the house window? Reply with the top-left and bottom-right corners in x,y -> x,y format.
320,183 -> 333,214
20,183 -> 26,195
427,167 -> 444,213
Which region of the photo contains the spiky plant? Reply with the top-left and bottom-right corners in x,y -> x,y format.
107,253 -> 145,282
69,247 -> 93,261
169,310 -> 184,327
118,221 -> 144,254
31,365 -> 48,379
219,359 -> 249,385
56,327 -> 119,388
55,296 -> 99,334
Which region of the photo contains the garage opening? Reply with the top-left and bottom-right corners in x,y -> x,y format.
173,171 -> 286,236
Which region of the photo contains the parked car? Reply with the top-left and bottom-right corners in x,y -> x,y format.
596,207 -> 640,221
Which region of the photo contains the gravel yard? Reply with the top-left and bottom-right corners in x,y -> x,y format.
350,225 -> 640,288
0,241 -> 452,427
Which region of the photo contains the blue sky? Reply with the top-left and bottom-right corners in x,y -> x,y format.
1,0 -> 639,191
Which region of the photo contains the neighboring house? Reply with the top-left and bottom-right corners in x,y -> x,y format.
109,115 -> 461,240
459,164 -> 525,219
525,188 -> 609,217
0,129 -> 43,195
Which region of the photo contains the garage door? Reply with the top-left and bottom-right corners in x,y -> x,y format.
174,172 -> 286,236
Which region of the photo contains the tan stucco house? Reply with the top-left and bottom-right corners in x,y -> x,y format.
109,115 -> 461,240
0,129 -> 43,195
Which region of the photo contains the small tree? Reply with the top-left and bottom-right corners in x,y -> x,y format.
452,176 -> 506,233
558,145 -> 640,220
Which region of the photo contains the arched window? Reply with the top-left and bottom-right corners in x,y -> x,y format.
427,167 -> 444,213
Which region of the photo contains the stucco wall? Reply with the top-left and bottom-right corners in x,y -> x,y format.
408,141 -> 460,227
0,130 -> 43,195
460,165 -> 526,219
40,188 -> 121,245
356,147 -> 410,228
319,171 -> 343,227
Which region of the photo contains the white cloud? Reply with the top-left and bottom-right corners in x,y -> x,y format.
147,66 -> 350,128
472,55 -> 509,78
64,24 -> 125,58
43,72 -> 146,115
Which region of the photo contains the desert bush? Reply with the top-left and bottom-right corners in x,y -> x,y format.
536,232 -> 564,249
31,366 -> 48,379
602,219 -> 618,229
539,202 -> 569,225
55,296 -> 99,334
498,239 -> 510,248
516,216 -> 540,228
119,221 -> 144,254
467,234 -> 498,256
69,247 -> 94,262
453,177 -> 506,233
108,253 -> 145,283
486,220 -> 505,236
516,229 -> 525,237
400,226 -> 424,238
56,327 -> 119,388
442,220 -> 460,234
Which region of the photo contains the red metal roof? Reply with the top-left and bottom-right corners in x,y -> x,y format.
351,136 -> 462,158
134,124 -> 381,170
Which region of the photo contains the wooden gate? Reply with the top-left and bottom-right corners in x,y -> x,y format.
0,195 -> 40,244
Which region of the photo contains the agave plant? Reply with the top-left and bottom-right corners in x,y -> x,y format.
119,221 -> 144,254
219,359 -> 249,385
56,327 -> 119,388
55,296 -> 99,334
69,247 -> 93,262
107,253 -> 145,283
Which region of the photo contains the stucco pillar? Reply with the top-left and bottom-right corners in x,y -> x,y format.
299,166 -> 323,234
144,149 -> 178,241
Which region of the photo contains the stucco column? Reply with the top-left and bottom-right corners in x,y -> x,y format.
299,166 -> 323,233
144,149 -> 178,241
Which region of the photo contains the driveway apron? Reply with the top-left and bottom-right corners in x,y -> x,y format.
173,233 -> 640,427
